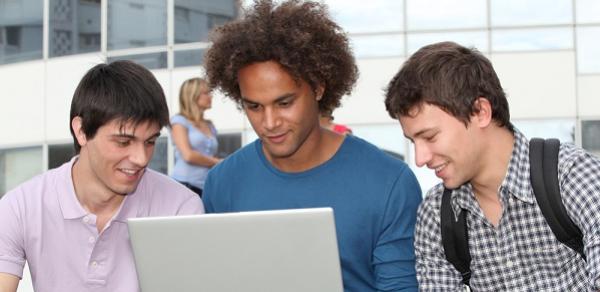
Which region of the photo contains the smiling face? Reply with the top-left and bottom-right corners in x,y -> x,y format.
73,118 -> 161,197
237,61 -> 323,165
399,103 -> 484,189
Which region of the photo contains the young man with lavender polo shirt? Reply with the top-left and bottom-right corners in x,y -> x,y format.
0,61 -> 204,292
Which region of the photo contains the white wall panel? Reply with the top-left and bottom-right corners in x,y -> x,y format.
335,57 -> 406,125
150,69 -> 173,136
577,75 -> 600,118
170,68 -> 245,131
46,54 -> 105,141
491,51 -> 576,119
0,61 -> 45,146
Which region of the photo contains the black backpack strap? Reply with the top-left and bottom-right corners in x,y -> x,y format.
529,138 -> 585,259
440,188 -> 472,286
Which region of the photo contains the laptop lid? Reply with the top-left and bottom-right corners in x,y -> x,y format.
127,207 -> 343,292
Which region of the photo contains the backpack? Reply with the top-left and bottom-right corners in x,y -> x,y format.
440,138 -> 585,287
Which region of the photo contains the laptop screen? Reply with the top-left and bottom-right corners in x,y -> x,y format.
127,207 -> 343,292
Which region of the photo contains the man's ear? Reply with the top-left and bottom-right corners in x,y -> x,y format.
315,84 -> 325,101
471,97 -> 493,128
71,116 -> 88,147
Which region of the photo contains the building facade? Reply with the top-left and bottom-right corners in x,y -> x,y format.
1,0 -> 600,197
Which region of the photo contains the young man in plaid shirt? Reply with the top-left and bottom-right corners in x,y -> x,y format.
385,41 -> 600,291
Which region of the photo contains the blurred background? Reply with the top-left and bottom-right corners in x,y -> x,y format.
1,0 -> 600,290
1,1 -> 600,204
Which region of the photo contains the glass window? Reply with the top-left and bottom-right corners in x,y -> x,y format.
406,0 -> 486,30
48,143 -> 76,170
491,0 -> 572,27
174,49 -> 204,67
108,52 -> 167,70
351,34 -> 404,58
174,0 -> 237,44
512,119 -> 576,143
582,120 -> 600,157
407,31 -> 488,55
149,136 -> 168,175
0,146 -> 43,196
0,0 -> 43,65
492,27 -> 573,52
327,0 -> 404,33
576,26 -> 600,74
216,133 -> 242,158
576,0 -> 600,23
49,0 -> 100,57
107,0 -> 167,50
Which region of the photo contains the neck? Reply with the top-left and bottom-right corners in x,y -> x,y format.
470,127 -> 515,201
71,157 -> 125,216
266,126 -> 344,173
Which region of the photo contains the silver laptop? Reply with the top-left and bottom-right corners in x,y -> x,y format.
127,207 -> 343,292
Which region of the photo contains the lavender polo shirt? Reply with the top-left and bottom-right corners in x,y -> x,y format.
0,157 -> 204,292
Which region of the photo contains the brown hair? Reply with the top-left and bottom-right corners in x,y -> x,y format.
204,0 -> 358,114
384,41 -> 512,131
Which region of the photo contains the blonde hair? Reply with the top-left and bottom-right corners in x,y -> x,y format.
179,77 -> 208,123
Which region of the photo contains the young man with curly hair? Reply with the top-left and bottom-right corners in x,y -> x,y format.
202,0 -> 422,291
385,41 -> 600,290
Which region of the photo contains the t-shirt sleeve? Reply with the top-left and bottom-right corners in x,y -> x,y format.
177,194 -> 205,215
170,115 -> 189,127
202,171 -> 217,213
0,190 -> 27,279
372,167 -> 422,291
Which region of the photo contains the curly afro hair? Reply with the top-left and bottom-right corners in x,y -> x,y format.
204,0 -> 358,113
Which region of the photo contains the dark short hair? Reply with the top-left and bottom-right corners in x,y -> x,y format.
204,0 -> 358,114
384,41 -> 512,131
69,60 -> 169,153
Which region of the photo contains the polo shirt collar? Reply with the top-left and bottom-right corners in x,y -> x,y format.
57,156 -> 142,221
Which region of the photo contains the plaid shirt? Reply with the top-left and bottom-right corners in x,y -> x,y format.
415,129 -> 600,291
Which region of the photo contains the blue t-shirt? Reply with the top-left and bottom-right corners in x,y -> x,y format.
170,114 -> 218,189
204,135 -> 422,291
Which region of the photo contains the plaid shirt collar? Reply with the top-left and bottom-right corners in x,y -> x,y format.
451,129 -> 536,218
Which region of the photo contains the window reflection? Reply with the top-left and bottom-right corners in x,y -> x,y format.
0,146 -> 43,196
407,31 -> 488,55
174,0 -> 237,44
49,0 -> 101,58
108,52 -> 167,70
0,0 -> 43,65
576,0 -> 600,23
512,119 -> 575,143
582,120 -> 600,157
149,136 -> 168,175
491,0 -> 572,27
351,34 -> 404,58
107,0 -> 167,50
576,26 -> 600,74
492,27 -> 572,52
327,0 -> 404,33
48,143 -> 76,170
174,49 -> 204,67
406,0 -> 486,30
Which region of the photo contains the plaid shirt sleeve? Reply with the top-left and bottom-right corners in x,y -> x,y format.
559,145 -> 600,290
414,186 -> 464,291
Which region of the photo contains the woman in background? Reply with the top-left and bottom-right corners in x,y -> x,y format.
170,77 -> 221,197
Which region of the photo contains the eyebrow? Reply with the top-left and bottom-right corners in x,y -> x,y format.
112,132 -> 161,141
404,128 -> 437,141
241,93 -> 296,105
